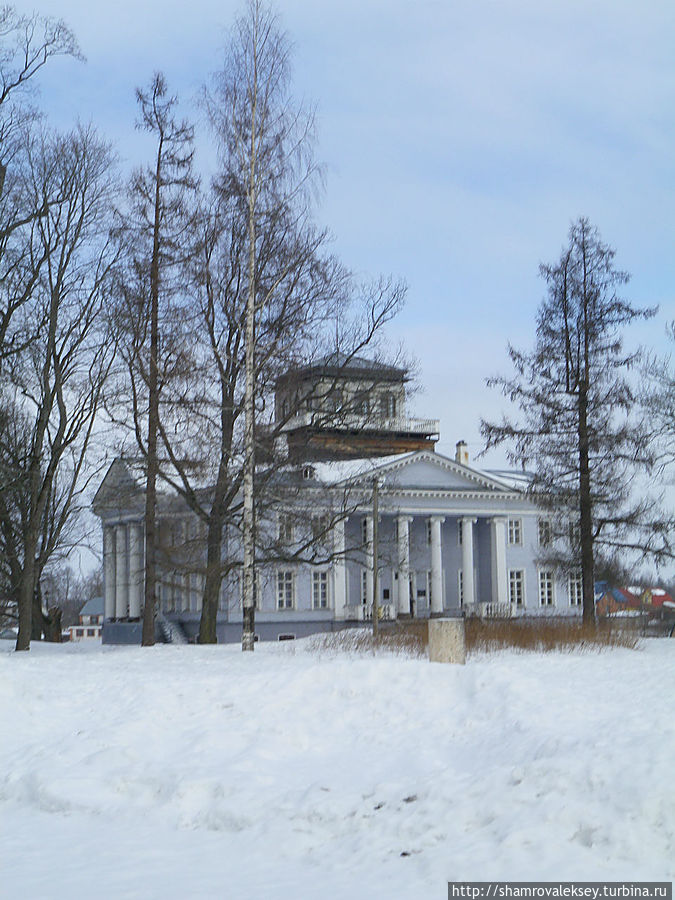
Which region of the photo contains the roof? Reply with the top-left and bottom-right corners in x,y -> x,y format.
80,597 -> 104,616
310,449 -> 520,495
276,353 -> 407,385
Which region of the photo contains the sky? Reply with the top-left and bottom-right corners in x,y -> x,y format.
11,0 -> 675,464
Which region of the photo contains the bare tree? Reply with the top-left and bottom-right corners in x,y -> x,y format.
643,322 -> 675,472
2,125 -> 117,650
197,0 -> 405,650
113,73 -> 198,646
481,218 -> 670,625
0,6 -> 82,362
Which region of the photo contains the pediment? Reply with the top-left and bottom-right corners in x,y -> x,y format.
339,451 -> 517,495
92,458 -> 145,516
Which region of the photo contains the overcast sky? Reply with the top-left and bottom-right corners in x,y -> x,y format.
15,0 -> 675,466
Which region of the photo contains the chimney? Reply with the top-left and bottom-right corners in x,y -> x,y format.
455,440 -> 469,466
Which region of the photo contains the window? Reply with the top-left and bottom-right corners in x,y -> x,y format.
538,570 -> 555,606
277,571 -> 295,609
311,514 -> 329,540
508,518 -> 522,545
568,571 -> 583,606
569,519 -> 581,549
380,393 -> 397,418
312,571 -> 329,609
355,394 -> 369,416
278,513 -> 294,544
361,569 -> 368,605
76,628 -> 84,637
87,628 -> 95,637
426,520 -> 432,545
278,633 -> 296,641
457,520 -> 463,545
458,570 -> 464,606
509,569 -> 524,606
361,517 -> 369,546
538,518 -> 552,548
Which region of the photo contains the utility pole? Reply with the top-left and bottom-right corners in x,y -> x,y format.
372,476 -> 379,638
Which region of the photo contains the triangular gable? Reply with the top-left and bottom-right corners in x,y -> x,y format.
92,458 -> 144,515
337,450 -> 516,494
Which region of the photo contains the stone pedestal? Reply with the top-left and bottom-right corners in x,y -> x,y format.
428,616 -> 466,665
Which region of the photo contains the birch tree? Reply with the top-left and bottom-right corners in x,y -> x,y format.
164,0 -> 405,648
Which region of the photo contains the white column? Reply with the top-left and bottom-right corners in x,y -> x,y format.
128,522 -> 143,619
461,517 -> 476,607
430,516 -> 445,615
115,524 -> 129,619
365,516 -> 373,612
397,515 -> 411,616
332,518 -> 347,620
491,517 -> 508,606
103,525 -> 116,620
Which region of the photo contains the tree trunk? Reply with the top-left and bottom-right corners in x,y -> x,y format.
141,136 -> 164,648
578,381 -> 595,626
242,47 -> 258,653
31,578 -> 43,641
15,557 -> 34,650
44,606 -> 62,642
199,517 -> 223,643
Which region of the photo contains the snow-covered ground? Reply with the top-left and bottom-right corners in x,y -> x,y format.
1,637 -> 673,899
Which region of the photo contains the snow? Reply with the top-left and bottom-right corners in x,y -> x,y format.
1,638 -> 674,898
312,453 -> 417,485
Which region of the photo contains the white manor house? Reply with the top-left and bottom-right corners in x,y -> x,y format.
93,356 -> 583,643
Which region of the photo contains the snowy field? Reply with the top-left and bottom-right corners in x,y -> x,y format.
1,637 -> 674,900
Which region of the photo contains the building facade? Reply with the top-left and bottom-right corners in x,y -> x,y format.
93,357 -> 582,643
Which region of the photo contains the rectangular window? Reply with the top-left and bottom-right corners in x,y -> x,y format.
457,520 -> 463,545
361,569 -> 368,605
508,518 -> 522,545
426,520 -> 432,545
380,394 -> 397,418
277,571 -> 295,609
278,513 -> 294,544
87,628 -> 95,637
312,571 -> 328,609
538,518 -> 552,547
568,571 -> 583,606
509,569 -> 524,606
355,394 -> 369,416
278,633 -> 296,641
76,628 -> 84,637
538,570 -> 555,606
311,514 -> 329,540
361,517 -> 369,546
458,570 -> 464,606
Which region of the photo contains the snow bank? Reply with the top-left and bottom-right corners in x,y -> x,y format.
1,638 -> 673,898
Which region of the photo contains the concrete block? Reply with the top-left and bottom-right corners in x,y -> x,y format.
428,617 -> 466,664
